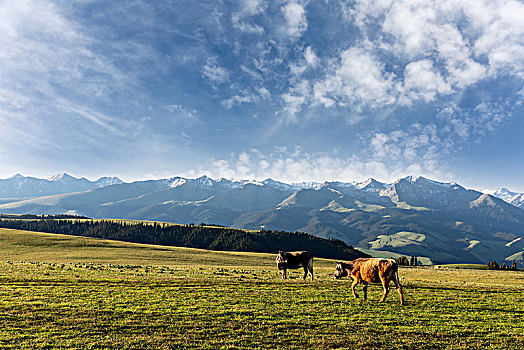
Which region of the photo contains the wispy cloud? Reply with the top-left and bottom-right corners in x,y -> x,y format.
281,80 -> 310,122
202,57 -> 230,84
231,13 -> 265,34
166,104 -> 198,123
0,0 -> 139,129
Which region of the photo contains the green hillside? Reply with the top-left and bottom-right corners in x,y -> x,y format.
0,216 -> 367,261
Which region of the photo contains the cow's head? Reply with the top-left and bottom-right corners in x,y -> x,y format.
275,250 -> 286,262
275,250 -> 287,269
333,261 -> 350,279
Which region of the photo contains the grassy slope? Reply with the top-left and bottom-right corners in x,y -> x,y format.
0,228 -> 523,349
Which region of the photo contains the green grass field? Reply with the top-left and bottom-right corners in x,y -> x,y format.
1,228 -> 523,349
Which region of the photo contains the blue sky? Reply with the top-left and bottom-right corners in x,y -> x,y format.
1,0 -> 523,191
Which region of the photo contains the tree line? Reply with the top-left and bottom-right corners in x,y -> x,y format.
395,255 -> 419,266
487,260 -> 522,271
0,218 -> 368,260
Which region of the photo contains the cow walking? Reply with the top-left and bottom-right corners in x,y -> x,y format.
334,258 -> 404,305
275,251 -> 313,280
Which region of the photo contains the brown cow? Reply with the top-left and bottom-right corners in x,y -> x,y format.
333,258 -> 404,305
275,251 -> 313,280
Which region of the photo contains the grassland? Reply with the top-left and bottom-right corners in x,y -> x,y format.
1,228 -> 523,349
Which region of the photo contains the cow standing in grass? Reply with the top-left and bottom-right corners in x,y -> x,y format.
275,251 -> 313,280
334,258 -> 404,305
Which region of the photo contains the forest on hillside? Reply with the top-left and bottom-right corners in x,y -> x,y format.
0,217 -> 368,260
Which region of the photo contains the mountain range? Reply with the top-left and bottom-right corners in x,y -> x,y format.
0,173 -> 122,198
0,173 -> 523,265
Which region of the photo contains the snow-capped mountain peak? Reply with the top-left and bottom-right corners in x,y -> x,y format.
262,178 -> 297,191
49,173 -> 76,182
492,187 -> 524,209
169,177 -> 187,188
355,178 -> 387,191
239,179 -> 264,186
195,175 -> 214,189
400,175 -> 455,189
291,181 -> 324,190
494,187 -> 518,200
404,175 -> 421,183
95,177 -> 122,186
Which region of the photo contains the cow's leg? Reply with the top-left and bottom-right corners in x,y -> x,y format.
308,259 -> 313,280
392,272 -> 405,305
350,279 -> 359,299
362,282 -> 368,301
303,266 -> 308,280
282,269 -> 287,279
379,277 -> 390,302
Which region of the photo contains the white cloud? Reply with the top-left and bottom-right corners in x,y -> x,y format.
239,0 -> 268,16
257,87 -> 271,99
349,0 -> 522,84
401,60 -> 452,104
304,46 -> 318,67
289,46 -> 318,76
189,135 -> 453,184
350,0 -> 489,92
471,0 -> 524,78
433,24 -> 487,88
281,1 -> 308,38
313,46 -> 396,110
